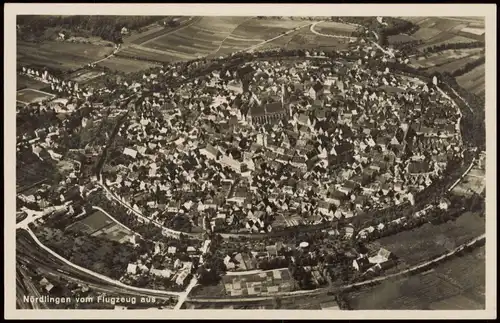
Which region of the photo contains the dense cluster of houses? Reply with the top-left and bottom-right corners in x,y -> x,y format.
122,239 -> 210,289
18,42 -> 463,240
98,55 -> 462,235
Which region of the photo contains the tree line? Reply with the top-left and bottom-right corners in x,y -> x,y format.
423,41 -> 485,54
450,56 -> 485,77
17,15 -> 169,43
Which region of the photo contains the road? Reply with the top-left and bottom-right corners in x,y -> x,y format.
137,17 -> 199,47
95,181 -> 202,239
18,228 -> 182,298
89,17 -> 201,66
91,205 -> 141,238
309,21 -> 358,40
173,276 -> 198,310
16,202 -> 71,229
245,22 -> 314,53
90,46 -> 121,65
210,17 -> 256,57
186,233 -> 486,303
173,239 -> 211,309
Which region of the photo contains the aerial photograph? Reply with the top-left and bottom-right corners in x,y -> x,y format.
15,14 -> 486,311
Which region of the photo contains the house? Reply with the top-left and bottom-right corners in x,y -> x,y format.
439,197 -> 452,210
176,270 -> 190,286
354,195 -> 369,210
266,245 -> 278,257
296,113 -> 311,126
123,147 -> 138,159
344,226 -> 355,238
234,253 -> 247,270
127,263 -> 138,274
308,82 -> 324,100
352,257 -> 371,271
39,277 -> 55,293
368,248 -> 392,264
328,190 -> 347,207
375,136 -> 391,151
318,200 -> 334,216
408,160 -> 430,174
339,180 -> 359,195
150,267 -> 172,278
201,240 -> 211,254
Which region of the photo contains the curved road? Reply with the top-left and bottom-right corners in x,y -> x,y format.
245,22 -> 314,53
309,21 -> 357,41
21,227 -> 183,297
186,233 -> 486,303
95,180 -> 201,239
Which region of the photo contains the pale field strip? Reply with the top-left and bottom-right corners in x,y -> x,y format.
313,21 -> 358,32
460,27 -> 486,35
128,44 -> 195,59
128,44 -> 195,60
139,17 -> 198,46
71,71 -> 105,83
309,21 -> 357,40
226,35 -> 264,42
16,88 -> 56,105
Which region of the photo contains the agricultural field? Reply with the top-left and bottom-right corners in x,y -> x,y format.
409,48 -> 483,69
17,41 -> 114,71
450,164 -> 486,196
366,211 -> 485,270
223,269 -> 295,297
17,74 -> 48,91
191,268 -> 296,298
66,209 -> 135,244
277,292 -> 341,310
16,151 -> 57,192
118,44 -> 193,63
69,69 -> 106,84
312,21 -> 358,36
425,53 -> 484,74
18,17 -> 353,74
346,246 -> 485,310
142,16 -> 251,60
256,25 -> 352,52
214,18 -> 309,55
388,34 -> 418,45
404,17 -> 485,51
16,88 -> 55,105
456,64 -> 486,96
124,16 -> 194,45
96,56 -> 159,73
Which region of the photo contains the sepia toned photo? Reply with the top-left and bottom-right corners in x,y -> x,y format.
5,3 -> 497,320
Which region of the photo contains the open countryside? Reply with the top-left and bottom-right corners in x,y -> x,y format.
15,13 -> 488,313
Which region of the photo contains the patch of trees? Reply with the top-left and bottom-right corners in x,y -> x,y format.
164,214 -> 193,233
436,72 -> 485,150
289,264 -> 316,290
34,226 -> 139,279
383,17 -> 420,37
197,252 -> 227,286
114,52 -> 164,65
333,292 -> 352,310
17,15 -> 169,43
423,41 -> 485,54
257,256 -> 291,271
450,56 -> 485,77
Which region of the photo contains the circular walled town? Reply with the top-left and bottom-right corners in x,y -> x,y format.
100,54 -> 464,236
